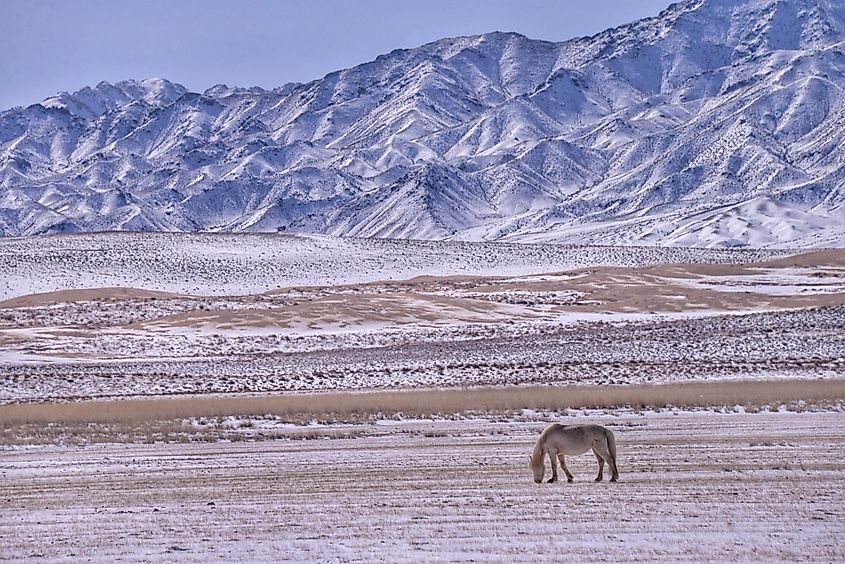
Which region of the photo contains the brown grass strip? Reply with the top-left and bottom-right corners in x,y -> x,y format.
1,380 -> 843,426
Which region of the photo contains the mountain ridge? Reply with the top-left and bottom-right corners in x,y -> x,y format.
1,0 -> 844,247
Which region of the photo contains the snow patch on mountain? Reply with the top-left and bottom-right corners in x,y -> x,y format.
1,0 -> 844,247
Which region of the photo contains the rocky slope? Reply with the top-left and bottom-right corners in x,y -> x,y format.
1,0 -> 844,247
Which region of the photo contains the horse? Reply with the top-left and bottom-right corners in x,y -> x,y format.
529,423 -> 618,484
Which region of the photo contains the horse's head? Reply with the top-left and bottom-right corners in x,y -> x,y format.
528,454 -> 544,483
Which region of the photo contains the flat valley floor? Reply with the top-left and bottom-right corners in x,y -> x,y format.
2,411 -> 844,562
1,234 -> 844,561
1,236 -> 844,401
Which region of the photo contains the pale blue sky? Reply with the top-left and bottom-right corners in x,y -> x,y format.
1,0 -> 673,110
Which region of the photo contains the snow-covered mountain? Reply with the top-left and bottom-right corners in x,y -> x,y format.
2,0 -> 844,247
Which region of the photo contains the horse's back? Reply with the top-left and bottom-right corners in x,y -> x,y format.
542,423 -> 609,455
542,423 -> 608,436
552,423 -> 609,436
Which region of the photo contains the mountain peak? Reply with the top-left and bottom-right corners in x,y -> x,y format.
113,78 -> 188,105
2,0 -> 844,247
40,77 -> 187,119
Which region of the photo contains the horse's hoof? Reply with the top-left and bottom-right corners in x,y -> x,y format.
595,477 -> 603,482
546,478 -> 557,484
567,478 -> 574,484
610,477 -> 618,483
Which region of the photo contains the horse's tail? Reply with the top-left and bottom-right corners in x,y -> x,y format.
605,428 -> 617,466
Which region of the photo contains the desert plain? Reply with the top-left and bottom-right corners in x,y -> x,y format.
1,233 -> 844,562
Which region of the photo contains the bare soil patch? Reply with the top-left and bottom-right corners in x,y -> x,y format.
0,287 -> 181,309
1,246 -> 843,401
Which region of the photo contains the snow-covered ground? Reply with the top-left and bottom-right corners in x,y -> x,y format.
669,267 -> 845,296
0,232 -> 792,301
3,1 -> 845,248
1,411 -> 843,562
0,236 -> 842,402
0,234 -> 842,561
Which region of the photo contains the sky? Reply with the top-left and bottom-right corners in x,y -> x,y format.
1,0 -> 673,110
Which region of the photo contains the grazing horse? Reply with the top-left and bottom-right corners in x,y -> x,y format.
529,423 -> 618,484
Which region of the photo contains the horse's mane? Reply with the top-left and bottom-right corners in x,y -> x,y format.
530,429 -> 548,468
531,424 -> 566,467
530,440 -> 543,467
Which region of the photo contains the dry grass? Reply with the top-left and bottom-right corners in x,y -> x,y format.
2,380 -> 843,428
3,380 -> 843,446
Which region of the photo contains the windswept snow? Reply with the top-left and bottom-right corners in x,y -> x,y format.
2,0 -> 845,247
2,412 -> 843,562
0,232 -> 792,301
1,235 -> 841,402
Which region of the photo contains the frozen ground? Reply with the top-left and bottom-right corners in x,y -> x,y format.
1,305 -> 844,402
0,240 -> 842,402
1,411 -> 843,562
0,233 -> 793,301
1,234 -> 843,562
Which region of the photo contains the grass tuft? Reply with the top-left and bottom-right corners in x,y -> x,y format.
1,379 -> 842,446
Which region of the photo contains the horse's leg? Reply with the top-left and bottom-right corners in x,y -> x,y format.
594,442 -> 618,483
547,450 -> 559,483
592,449 -> 605,482
609,457 -> 619,482
557,454 -> 574,483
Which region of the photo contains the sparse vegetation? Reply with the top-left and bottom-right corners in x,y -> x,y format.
2,380 -> 842,446
3,411 -> 844,562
